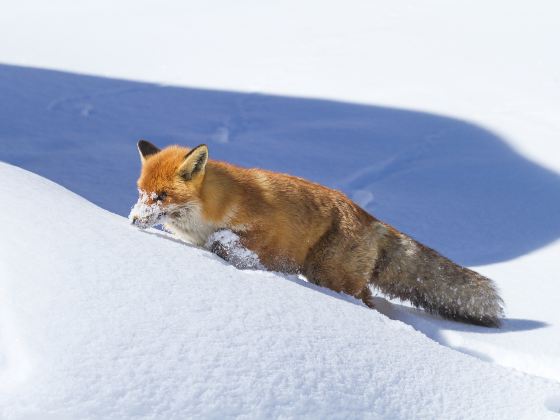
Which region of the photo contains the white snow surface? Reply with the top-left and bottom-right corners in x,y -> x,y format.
1,0 -> 560,418
1,162 -> 559,419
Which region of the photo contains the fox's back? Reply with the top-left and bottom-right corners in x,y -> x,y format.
200,161 -> 374,267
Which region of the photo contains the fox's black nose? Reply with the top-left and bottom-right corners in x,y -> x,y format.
131,216 -> 138,225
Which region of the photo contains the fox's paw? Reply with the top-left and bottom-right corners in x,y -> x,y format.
206,230 -> 264,270
358,287 -> 376,309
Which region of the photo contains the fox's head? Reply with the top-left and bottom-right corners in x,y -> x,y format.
129,140 -> 209,229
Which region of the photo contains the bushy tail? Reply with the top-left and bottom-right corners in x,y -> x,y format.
370,229 -> 504,327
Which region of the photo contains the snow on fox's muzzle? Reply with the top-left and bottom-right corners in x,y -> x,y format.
128,191 -> 167,229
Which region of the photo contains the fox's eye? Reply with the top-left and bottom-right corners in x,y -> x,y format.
156,192 -> 167,202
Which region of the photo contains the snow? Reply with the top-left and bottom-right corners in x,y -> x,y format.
1,0 -> 560,417
1,162 -> 559,419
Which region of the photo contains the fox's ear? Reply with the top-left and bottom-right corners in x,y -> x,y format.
137,139 -> 160,163
178,144 -> 209,181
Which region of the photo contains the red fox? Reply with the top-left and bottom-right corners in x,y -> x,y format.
131,140 -> 503,327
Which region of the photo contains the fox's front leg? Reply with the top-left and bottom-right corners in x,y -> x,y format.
207,235 -> 231,261
205,229 -> 264,270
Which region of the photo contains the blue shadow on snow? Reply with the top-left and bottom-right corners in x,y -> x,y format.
1,64 -> 560,266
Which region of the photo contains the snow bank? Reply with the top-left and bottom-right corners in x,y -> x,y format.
1,163 -> 559,419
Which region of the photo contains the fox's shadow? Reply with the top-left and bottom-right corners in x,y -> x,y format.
370,296 -> 549,365
1,64 -> 560,266
372,296 -> 548,333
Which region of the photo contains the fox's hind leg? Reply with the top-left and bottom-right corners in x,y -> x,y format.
303,257 -> 373,308
358,286 -> 376,309
302,229 -> 373,304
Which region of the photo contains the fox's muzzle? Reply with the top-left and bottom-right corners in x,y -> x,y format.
128,193 -> 167,229
130,211 -> 167,229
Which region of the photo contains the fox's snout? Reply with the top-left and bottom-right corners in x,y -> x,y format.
130,214 -> 150,229
130,212 -> 166,229
128,192 -> 167,229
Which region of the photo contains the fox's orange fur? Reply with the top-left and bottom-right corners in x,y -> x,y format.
133,140 -> 504,327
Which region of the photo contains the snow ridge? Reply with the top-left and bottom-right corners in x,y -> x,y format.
1,163 -> 559,419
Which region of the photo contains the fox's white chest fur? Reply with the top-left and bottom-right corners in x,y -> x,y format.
166,203 -> 216,246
